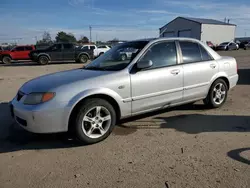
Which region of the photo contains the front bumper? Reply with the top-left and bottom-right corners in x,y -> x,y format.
10,96 -> 70,133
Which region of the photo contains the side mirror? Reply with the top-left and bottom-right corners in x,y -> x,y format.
137,60 -> 153,69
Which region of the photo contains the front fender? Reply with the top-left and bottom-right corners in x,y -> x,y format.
64,88 -> 131,130
38,53 -> 51,60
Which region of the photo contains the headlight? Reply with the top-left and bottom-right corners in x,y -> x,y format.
23,92 -> 55,105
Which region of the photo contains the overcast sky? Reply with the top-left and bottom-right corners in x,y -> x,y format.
1,0 -> 250,44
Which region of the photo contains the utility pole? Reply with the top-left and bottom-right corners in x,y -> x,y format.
89,26 -> 92,42
35,36 -> 38,43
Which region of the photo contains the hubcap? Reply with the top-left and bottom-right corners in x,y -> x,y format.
82,106 -> 111,139
213,83 -> 226,105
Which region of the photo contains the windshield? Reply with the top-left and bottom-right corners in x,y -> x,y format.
220,42 -> 229,45
84,41 -> 149,71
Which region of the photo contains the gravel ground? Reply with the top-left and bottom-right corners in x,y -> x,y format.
0,51 -> 249,188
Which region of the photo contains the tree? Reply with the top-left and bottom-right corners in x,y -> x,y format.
55,31 -> 77,43
36,31 -> 52,45
78,35 -> 89,44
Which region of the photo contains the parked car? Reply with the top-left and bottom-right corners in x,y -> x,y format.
239,41 -> 249,49
10,38 -> 238,144
244,42 -> 250,50
29,43 -> 94,65
81,44 -> 110,57
0,45 -> 35,64
206,41 -> 215,49
216,42 -> 238,51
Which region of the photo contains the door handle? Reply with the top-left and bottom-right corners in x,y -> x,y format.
210,64 -> 216,69
171,69 -> 180,75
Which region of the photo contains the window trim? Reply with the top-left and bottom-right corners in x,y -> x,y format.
177,41 -> 214,65
134,40 -> 180,72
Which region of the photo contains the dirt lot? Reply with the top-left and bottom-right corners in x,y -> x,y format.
0,50 -> 249,188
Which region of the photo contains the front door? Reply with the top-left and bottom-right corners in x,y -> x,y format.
62,43 -> 75,61
11,46 -> 25,59
178,41 -> 219,101
130,41 -> 184,114
49,44 -> 63,61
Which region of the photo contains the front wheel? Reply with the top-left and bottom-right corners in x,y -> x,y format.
75,99 -> 116,144
203,79 -> 228,108
2,56 -> 12,64
79,54 -> 88,64
38,55 -> 49,65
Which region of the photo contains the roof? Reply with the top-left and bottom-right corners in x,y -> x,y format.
181,17 -> 236,26
160,16 -> 236,30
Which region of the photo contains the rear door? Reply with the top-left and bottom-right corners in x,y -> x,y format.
179,41 -> 218,101
48,44 -> 63,61
12,46 -> 25,59
24,46 -> 33,59
62,43 -> 75,61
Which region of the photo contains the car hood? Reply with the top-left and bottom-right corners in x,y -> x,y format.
20,68 -> 111,93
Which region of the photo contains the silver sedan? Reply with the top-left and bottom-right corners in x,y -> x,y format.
10,38 -> 239,144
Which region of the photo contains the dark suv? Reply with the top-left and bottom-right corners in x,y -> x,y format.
29,43 -> 94,65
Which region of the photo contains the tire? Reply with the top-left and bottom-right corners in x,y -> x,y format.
79,54 -> 88,64
226,47 -> 229,51
74,98 -> 116,144
38,55 -> 49,65
120,54 -> 127,61
203,79 -> 228,108
2,56 -> 12,64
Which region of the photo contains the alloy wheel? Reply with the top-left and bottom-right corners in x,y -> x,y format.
212,83 -> 226,105
81,106 -> 111,139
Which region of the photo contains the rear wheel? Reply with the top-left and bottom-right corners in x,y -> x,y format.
74,99 -> 116,144
79,54 -> 88,64
38,56 -> 49,65
99,52 -> 104,56
2,56 -> 12,64
203,79 -> 228,108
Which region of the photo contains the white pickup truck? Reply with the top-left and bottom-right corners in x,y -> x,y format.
81,45 -> 111,57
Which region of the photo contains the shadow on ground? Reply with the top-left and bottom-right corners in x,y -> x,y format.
1,101 -> 249,154
0,102 -> 82,154
227,148 -> 250,165
238,69 -> 250,85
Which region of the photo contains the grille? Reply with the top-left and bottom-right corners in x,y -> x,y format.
17,91 -> 25,101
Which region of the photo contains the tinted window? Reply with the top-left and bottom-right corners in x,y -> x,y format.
25,46 -> 33,51
15,47 -> 25,51
179,41 -> 202,63
199,45 -> 213,61
140,41 -> 177,69
51,44 -> 62,51
98,46 -> 106,48
82,46 -> 88,50
63,43 -> 74,49
90,46 -> 95,50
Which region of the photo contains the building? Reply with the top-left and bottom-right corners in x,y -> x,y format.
159,17 -> 236,45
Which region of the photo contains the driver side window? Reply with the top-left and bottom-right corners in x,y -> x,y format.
139,41 -> 177,69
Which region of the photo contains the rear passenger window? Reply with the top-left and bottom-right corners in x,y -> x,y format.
179,41 -> 202,63
199,45 -> 213,61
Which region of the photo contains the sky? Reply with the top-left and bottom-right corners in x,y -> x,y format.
1,0 -> 250,44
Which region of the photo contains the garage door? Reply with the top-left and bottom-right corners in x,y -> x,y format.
178,30 -> 191,37
163,31 -> 175,37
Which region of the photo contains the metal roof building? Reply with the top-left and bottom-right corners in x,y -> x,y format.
160,17 -> 236,45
